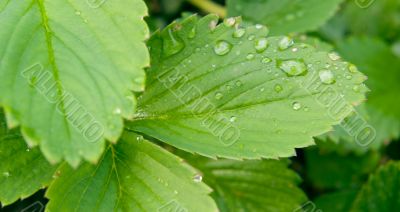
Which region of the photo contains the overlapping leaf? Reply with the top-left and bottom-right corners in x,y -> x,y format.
0,111 -> 57,205
0,0 -> 149,166
182,154 -> 307,212
45,132 -> 218,211
227,0 -> 343,35
127,15 -> 367,160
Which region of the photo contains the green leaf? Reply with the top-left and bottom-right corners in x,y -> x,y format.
227,0 -> 343,35
351,162 -> 400,211
127,15 -> 367,160
45,132 -> 217,212
328,37 -> 400,149
0,0 -> 149,166
315,190 -> 358,212
182,154 -> 307,212
305,144 -> 380,189
320,0 -> 400,42
0,111 -> 57,206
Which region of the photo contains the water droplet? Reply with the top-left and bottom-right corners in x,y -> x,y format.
75,10 -> 81,16
233,28 -> 246,38
304,107 -> 309,112
174,190 -> 179,194
292,102 -> 302,111
348,64 -> 358,73
136,135 -> 144,142
188,27 -> 196,38
277,59 -> 307,76
3,172 -> 10,177
255,24 -> 264,29
225,84 -> 232,90
215,92 -> 223,100
261,57 -> 272,64
345,74 -> 353,80
254,38 -> 269,53
248,35 -> 255,41
274,84 -> 283,93
162,28 -> 185,57
319,69 -> 335,84
260,87 -> 265,92
291,47 -> 298,52
214,40 -> 232,56
235,80 -> 243,87
26,148 -> 30,152
113,108 -> 122,115
224,17 -> 236,27
278,36 -> 294,50
246,53 -> 255,60
193,174 -> 203,183
353,85 -> 360,92
230,116 -> 237,122
209,20 -> 218,31
328,52 -> 341,61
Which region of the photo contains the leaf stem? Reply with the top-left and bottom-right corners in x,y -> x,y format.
188,0 -> 227,18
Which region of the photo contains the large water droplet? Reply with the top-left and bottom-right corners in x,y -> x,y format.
319,69 -> 335,84
254,38 -> 269,53
277,59 -> 307,76
230,116 -> 237,122
278,36 -> 294,50
136,135 -> 144,142
292,102 -> 302,111
209,20 -> 218,31
162,28 -> 185,57
214,40 -> 232,56
193,174 -> 203,183
224,17 -> 236,27
233,28 -> 246,38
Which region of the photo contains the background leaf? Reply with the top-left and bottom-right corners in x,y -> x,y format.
0,111 -> 57,206
227,0 -> 343,35
45,132 -> 218,212
0,0 -> 149,166
181,153 -> 308,212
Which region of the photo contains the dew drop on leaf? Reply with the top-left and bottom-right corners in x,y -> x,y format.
233,28 -> 246,38
223,17 -> 236,27
292,102 -> 302,111
246,53 -> 255,60
277,59 -> 307,76
235,80 -> 243,87
3,171 -> 10,177
215,92 -> 223,100
319,69 -> 335,84
214,40 -> 232,56
348,64 -> 358,73
353,85 -> 360,92
261,57 -> 272,64
254,38 -> 269,53
209,20 -> 218,31
278,36 -> 294,50
162,28 -> 185,57
274,84 -> 283,93
136,135 -> 144,142
248,35 -> 255,41
193,174 -> 203,183
230,116 -> 237,122
328,52 -> 341,61
188,27 -> 196,39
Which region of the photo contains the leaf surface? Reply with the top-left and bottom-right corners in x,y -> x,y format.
0,111 -> 57,206
45,132 -> 217,212
351,162 -> 400,211
182,154 -> 307,212
227,0 -> 343,35
127,15 -> 367,160
0,0 -> 149,166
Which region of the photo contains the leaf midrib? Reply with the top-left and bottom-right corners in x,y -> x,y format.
36,0 -> 71,138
